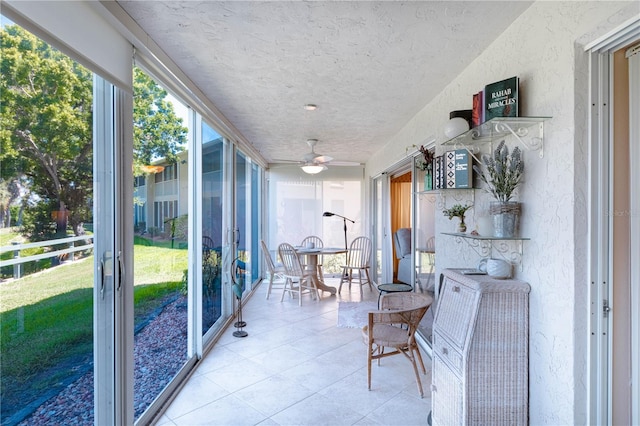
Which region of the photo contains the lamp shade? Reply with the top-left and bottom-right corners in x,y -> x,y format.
301,164 -> 325,174
444,117 -> 470,139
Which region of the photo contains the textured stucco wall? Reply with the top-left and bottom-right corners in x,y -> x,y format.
366,1 -> 638,424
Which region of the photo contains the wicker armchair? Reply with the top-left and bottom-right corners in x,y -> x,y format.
362,292 -> 433,397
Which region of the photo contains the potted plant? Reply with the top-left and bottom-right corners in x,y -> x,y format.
409,144 -> 434,190
472,140 -> 524,237
442,203 -> 472,233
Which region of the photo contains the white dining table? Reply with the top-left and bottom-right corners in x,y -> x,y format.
294,247 -> 347,295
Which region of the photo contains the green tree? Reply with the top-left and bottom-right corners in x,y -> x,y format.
1,25 -> 92,237
1,24 -> 187,238
133,67 -> 187,176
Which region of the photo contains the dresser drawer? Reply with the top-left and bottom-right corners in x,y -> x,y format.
432,354 -> 463,426
433,332 -> 463,375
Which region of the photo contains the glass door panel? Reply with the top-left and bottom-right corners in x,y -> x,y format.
131,68 -> 189,420
0,21 -> 99,424
249,163 -> 261,289
371,174 -> 393,285
415,163 -> 437,348
372,178 -> 384,283
235,150 -> 251,295
414,193 -> 436,293
201,123 -> 224,335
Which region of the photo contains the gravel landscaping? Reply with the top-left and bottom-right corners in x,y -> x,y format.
16,295 -> 188,426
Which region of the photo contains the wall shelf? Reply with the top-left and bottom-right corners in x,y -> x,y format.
441,116 -> 550,159
417,189 -> 474,211
442,232 -> 529,267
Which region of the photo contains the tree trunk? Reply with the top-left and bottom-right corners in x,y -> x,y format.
55,201 -> 68,236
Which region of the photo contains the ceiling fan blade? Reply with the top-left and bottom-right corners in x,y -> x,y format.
325,160 -> 362,166
277,140 -> 358,168
313,154 -> 333,163
272,159 -> 303,164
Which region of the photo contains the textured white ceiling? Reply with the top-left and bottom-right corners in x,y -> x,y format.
117,1 -> 532,166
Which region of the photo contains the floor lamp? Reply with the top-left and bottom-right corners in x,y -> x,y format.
322,211 -> 355,250
323,212 -> 354,279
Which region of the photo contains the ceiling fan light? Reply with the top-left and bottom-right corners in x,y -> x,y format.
301,164 -> 325,174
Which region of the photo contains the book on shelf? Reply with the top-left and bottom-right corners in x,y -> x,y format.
444,149 -> 474,189
445,150 -> 456,188
434,155 -> 445,189
472,90 -> 484,127
454,149 -> 473,188
484,76 -> 519,121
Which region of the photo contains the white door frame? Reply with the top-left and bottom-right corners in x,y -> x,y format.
626,42 -> 640,426
380,174 -> 394,284
586,18 -> 640,426
372,158 -> 413,286
93,75 -> 119,426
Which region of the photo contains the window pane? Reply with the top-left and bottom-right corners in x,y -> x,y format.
202,123 -> 224,335
373,178 -> 383,283
267,176 -> 362,276
250,163 -> 261,289
0,19 -> 96,424
234,150 -> 258,293
131,68 -> 189,420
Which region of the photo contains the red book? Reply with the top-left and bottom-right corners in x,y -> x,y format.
472,91 -> 483,127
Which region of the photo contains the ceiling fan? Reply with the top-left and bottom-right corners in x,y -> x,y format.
274,139 -> 361,174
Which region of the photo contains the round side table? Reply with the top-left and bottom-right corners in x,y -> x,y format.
377,283 -> 413,307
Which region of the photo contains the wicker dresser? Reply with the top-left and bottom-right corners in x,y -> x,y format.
431,269 -> 530,425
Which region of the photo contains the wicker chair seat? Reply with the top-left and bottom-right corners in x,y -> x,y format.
362,292 -> 433,397
361,323 -> 410,348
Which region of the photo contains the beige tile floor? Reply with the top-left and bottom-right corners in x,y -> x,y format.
154,277 -> 432,426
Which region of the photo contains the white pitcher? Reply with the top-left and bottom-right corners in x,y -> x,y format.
477,258 -> 512,279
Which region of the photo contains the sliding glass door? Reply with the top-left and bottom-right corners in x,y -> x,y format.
0,20 -> 127,424
201,123 -> 225,337
131,68 -> 191,422
371,174 -> 394,285
234,149 -> 254,294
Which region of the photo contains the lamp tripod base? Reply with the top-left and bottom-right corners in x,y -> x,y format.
233,296 -> 248,338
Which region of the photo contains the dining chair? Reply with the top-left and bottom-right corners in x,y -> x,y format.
202,236 -> 215,261
362,292 -> 433,397
300,235 -> 324,280
278,242 -> 319,306
338,236 -> 373,297
261,240 -> 285,300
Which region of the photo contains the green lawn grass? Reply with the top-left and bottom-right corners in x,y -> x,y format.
0,227 -> 23,246
0,236 -> 188,406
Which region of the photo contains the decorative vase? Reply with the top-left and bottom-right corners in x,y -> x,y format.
457,217 -> 467,233
490,201 -> 521,238
424,171 -> 433,191
477,258 -> 512,279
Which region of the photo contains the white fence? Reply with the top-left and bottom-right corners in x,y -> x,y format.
0,235 -> 94,279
